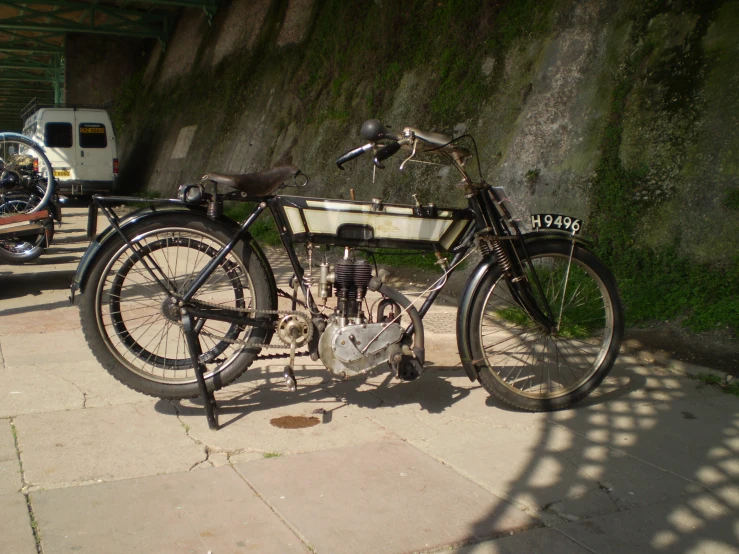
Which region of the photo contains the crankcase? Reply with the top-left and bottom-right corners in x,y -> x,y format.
318,320 -> 404,377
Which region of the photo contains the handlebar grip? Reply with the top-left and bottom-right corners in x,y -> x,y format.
372,141 -> 401,169
336,143 -> 373,170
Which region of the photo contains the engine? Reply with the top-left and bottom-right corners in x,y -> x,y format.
317,258 -> 405,378
334,259 -> 373,321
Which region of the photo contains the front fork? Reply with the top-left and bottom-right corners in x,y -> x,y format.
471,189 -> 555,333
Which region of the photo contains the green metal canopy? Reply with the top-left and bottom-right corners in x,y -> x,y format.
0,0 -> 218,131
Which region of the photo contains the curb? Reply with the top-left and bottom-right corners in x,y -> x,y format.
620,344 -> 734,384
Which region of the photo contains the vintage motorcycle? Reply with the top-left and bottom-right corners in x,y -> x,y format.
71,120 -> 623,429
0,133 -> 62,264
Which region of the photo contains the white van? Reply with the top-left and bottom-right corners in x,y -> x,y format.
22,107 -> 118,195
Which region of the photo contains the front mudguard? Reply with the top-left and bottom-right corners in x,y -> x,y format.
70,205 -> 278,305
456,231 -> 593,381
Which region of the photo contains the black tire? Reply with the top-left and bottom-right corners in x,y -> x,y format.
469,239 -> 623,411
79,213 -> 275,399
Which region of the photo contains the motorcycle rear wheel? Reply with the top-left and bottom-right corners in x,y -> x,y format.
468,239 -> 623,411
79,214 -> 275,399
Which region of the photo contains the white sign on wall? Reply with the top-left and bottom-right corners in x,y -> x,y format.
171,125 -> 197,160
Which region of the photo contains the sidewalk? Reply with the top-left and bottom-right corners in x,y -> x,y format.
1,208 -> 736,554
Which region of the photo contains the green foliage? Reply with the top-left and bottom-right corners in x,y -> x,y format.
223,202 -> 282,246
724,189 -> 739,210
588,0 -> 738,335
525,168 -> 540,184
694,373 -> 739,397
495,261 -> 606,339
294,0 -> 556,126
111,68 -> 145,133
360,248 -> 443,271
263,452 -> 281,458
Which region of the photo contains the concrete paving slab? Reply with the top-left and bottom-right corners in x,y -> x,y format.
0,304 -> 81,335
0,329 -> 94,368
557,492 -> 739,554
14,402 -> 205,489
414,428 -> 620,522
45,360 -> 150,408
0,419 -> 16,461
455,527 -> 591,553
176,362 -> 396,456
524,425 -> 705,512
0,459 -> 22,495
32,465 -> 308,554
549,393 -> 739,490
0,493 -> 37,554
0,364 -> 85,417
236,440 -> 537,554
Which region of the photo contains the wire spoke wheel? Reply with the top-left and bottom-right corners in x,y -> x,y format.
80,215 -> 275,399
470,240 -> 623,411
92,225 -> 263,388
0,134 -> 53,213
0,134 -> 55,264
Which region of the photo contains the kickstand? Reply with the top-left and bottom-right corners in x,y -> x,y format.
181,311 -> 219,430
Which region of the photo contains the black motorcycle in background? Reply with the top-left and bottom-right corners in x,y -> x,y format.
0,133 -> 62,264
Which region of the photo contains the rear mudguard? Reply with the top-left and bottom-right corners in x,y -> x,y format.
70,205 -> 278,306
456,231 -> 593,381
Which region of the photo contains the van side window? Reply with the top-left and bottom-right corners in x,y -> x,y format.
79,123 -> 107,148
44,123 -> 73,148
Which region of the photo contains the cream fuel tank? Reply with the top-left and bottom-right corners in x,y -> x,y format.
273,195 -> 474,252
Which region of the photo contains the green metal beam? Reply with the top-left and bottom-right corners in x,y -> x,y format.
0,30 -> 65,54
0,60 -> 55,70
0,1 -> 175,41
0,85 -> 53,92
0,73 -> 57,83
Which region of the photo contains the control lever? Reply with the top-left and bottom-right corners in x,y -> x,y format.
412,193 -> 423,216
372,141 -> 401,169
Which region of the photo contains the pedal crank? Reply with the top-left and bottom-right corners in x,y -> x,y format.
283,365 -> 297,392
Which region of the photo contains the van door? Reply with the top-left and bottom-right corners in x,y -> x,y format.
39,110 -> 77,183
75,110 -> 112,183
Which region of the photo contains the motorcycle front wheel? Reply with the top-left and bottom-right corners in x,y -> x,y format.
468,239 -> 624,411
79,213 -> 275,399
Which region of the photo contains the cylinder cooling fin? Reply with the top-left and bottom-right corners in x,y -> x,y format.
334,259 -> 372,319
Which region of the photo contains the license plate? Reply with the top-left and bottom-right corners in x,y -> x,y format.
531,213 -> 582,234
53,169 -> 70,177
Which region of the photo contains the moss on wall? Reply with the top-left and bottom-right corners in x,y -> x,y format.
114,0 -> 739,334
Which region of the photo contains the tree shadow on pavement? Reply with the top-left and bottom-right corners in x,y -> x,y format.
464,360 -> 739,552
0,269 -> 75,299
160,362 -> 479,429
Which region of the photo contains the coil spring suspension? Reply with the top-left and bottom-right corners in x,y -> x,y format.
478,236 -> 512,274
491,239 -> 513,274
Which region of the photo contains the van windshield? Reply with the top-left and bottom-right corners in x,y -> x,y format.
23,121 -> 37,139
45,122 -> 73,148
79,123 -> 107,148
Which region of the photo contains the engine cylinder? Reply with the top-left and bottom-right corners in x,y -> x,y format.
334,259 -> 372,319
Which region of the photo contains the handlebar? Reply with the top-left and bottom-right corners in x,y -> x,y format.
336,143 -> 373,170
372,141 -> 401,169
335,119 -> 470,170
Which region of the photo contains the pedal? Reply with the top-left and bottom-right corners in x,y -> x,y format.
284,365 -> 297,392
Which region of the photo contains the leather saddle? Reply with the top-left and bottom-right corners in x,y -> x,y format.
203,165 -> 299,197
